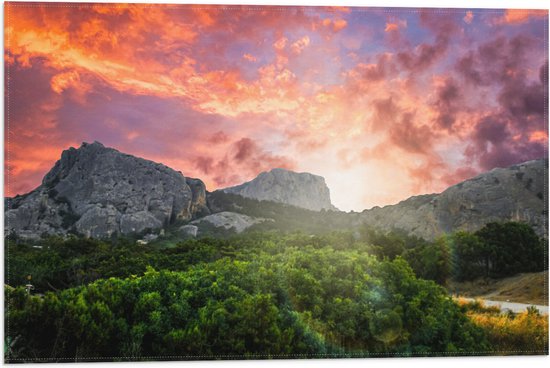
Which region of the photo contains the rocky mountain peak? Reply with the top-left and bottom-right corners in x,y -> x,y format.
6,142 -> 209,239
42,141 -> 110,186
222,168 -> 338,211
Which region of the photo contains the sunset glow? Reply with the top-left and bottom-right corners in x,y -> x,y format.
4,2 -> 548,211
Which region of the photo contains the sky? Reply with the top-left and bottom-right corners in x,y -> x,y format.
3,1 -> 548,211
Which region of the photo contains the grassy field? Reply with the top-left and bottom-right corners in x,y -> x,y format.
456,298 -> 548,354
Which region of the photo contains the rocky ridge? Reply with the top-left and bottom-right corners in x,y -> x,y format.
4,142 -> 547,241
360,159 -> 548,239
5,142 -> 209,239
222,168 -> 338,211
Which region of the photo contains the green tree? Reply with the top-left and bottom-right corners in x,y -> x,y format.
449,231 -> 486,281
475,222 -> 546,277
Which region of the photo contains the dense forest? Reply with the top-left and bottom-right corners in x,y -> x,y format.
4,220 -> 548,362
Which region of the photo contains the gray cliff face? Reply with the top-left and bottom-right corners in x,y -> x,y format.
361,159 -> 548,239
222,168 -> 337,211
185,177 -> 210,217
5,142 -> 209,239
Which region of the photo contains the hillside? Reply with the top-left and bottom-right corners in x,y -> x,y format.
360,160 -> 548,240
449,271 -> 549,305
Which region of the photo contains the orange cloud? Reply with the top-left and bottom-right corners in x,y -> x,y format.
321,18 -> 348,32
50,70 -> 81,94
4,3 -> 354,122
530,130 -> 548,143
463,11 -> 474,24
498,9 -> 548,24
384,18 -> 407,32
243,53 -> 257,62
333,19 -> 348,32
385,23 -> 399,32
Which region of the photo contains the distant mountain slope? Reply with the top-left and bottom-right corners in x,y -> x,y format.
361,159 -> 548,239
222,168 -> 338,211
5,142 -> 209,239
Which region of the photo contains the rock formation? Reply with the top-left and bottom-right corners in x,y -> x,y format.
179,224 -> 199,237
361,159 -> 548,239
190,211 -> 269,234
5,142 -> 209,239
4,141 -> 546,241
222,168 -> 337,211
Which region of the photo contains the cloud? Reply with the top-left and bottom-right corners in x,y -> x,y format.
4,3 -> 331,119
396,11 -> 458,72
372,97 -> 400,129
497,9 -> 548,25
243,53 -> 257,62
433,77 -> 462,131
4,4 -> 547,211
194,156 -> 214,175
321,18 -> 348,32
383,17 -> 408,46
456,35 -> 546,128
342,53 -> 398,95
273,37 -> 288,51
384,23 -> 399,32
463,11 -> 474,24
4,60 -> 80,196
464,114 -> 546,170
290,36 -> 310,55
452,34 -> 547,172
208,131 -> 230,144
384,18 -> 407,32
50,70 -> 81,94
388,112 -> 434,154
206,137 -> 296,186
397,43 -> 443,72
233,138 -> 257,162
332,19 -> 348,32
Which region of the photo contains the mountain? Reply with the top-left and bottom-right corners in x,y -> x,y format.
360,159 -> 548,239
5,142 -> 209,239
4,142 -> 547,241
222,168 -> 338,211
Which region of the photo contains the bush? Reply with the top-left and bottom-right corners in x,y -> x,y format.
5,233 -> 489,361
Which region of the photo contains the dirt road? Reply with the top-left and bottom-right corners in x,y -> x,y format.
459,297 -> 548,314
